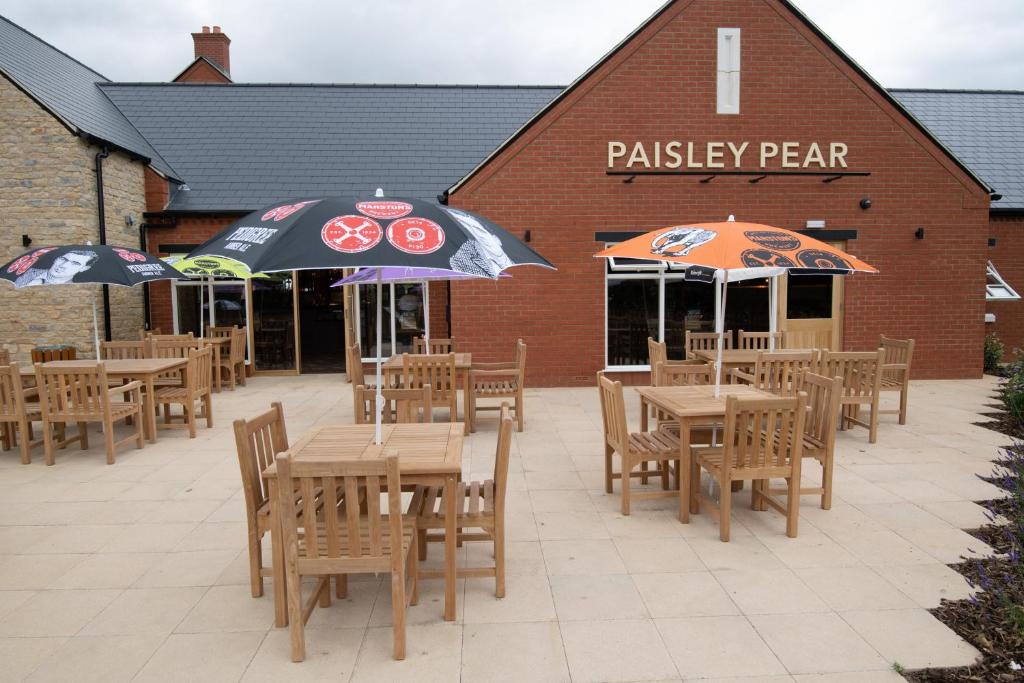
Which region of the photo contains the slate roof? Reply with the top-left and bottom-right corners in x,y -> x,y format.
0,16 -> 180,180
891,89 -> 1024,210
100,83 -> 562,212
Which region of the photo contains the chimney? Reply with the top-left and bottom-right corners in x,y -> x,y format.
191,25 -> 230,76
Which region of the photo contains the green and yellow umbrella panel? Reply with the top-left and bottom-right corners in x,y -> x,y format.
163,254 -> 269,279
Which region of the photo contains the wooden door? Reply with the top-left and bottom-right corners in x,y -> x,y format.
778,241 -> 845,351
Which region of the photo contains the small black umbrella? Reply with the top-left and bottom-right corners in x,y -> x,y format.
185,196 -> 554,275
0,245 -> 188,357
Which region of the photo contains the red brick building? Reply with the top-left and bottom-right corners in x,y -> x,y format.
4,1 -> 1020,380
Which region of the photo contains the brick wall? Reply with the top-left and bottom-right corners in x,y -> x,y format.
448,0 -> 991,386
988,214 -> 1024,357
1,76 -> 147,360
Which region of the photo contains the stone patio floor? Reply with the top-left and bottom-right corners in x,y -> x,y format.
0,374 -> 1008,682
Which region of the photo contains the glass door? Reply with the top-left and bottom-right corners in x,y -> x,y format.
251,272 -> 297,371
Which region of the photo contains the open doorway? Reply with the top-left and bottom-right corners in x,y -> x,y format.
297,269 -> 347,373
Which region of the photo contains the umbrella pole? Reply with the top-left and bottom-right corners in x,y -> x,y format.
375,269 -> 384,445
769,275 -> 778,352
714,270 -> 729,398
92,297 -> 101,360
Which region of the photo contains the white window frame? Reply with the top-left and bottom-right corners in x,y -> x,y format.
716,27 -> 741,115
603,244 -> 689,372
354,280 -> 431,362
986,261 -> 1020,301
171,278 -> 252,362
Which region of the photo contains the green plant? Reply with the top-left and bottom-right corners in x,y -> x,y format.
892,661 -> 906,674
986,333 -> 1005,374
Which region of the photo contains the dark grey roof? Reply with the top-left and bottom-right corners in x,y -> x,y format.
892,89 -> 1024,210
0,15 -> 179,180
100,83 -> 562,212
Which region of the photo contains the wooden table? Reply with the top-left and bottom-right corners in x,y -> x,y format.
381,353 -> 473,434
21,358 -> 187,442
636,384 -> 775,523
262,422 -> 464,627
200,337 -> 231,392
693,349 -> 813,378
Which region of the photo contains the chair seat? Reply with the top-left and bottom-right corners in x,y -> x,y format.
297,516 -> 414,557
1,403 -> 41,421
412,480 -> 496,527
627,429 -> 680,456
692,446 -> 794,478
473,380 -> 518,396
153,387 -> 197,401
880,377 -> 904,389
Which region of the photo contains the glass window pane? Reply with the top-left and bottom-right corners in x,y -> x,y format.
174,284 -> 205,336
252,273 -> 296,370
726,278 -> 770,332
358,284 -> 394,360
607,278 -> 658,366
212,283 -> 246,329
665,279 -> 715,359
786,275 -> 833,319
393,283 -> 426,355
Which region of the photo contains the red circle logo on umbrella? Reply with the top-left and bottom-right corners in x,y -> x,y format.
113,248 -> 146,262
6,248 -> 56,275
262,201 -> 317,222
321,215 -> 384,253
386,217 -> 445,254
356,201 -> 413,220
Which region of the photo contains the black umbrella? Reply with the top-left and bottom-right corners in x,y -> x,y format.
185,196 -> 554,275
0,245 -> 188,357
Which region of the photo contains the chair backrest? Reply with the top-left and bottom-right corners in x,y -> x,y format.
513,339 -> 527,384
880,336 -> 914,382
139,327 -> 163,340
738,330 -> 785,351
229,327 -> 247,365
597,372 -> 628,453
401,353 -> 456,399
232,402 -> 289,520
720,393 -> 807,477
685,330 -> 732,358
346,343 -> 365,386
34,362 -> 111,421
276,452 -> 404,574
185,346 -> 214,396
413,337 -> 456,354
793,370 -> 842,450
493,404 -> 514,514
648,337 -> 667,372
0,363 -> 28,420
0,349 -> 9,366
150,333 -> 193,341
206,326 -> 235,339
100,340 -> 146,360
148,337 -> 202,360
656,362 -> 712,387
354,386 -> 433,424
750,350 -> 818,395
819,349 -> 885,398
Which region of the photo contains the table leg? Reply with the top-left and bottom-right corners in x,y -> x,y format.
144,377 -> 157,443
640,398 -> 649,432
679,418 -> 691,523
212,345 -> 222,393
462,370 -> 471,435
443,473 -> 458,621
268,478 -> 288,628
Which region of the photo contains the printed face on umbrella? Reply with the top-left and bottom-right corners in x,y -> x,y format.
15,249 -> 99,286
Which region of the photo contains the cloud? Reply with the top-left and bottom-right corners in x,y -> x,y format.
4,0 -> 1023,88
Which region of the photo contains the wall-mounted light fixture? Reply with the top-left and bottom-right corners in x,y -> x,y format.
914,227 -> 925,240
124,212 -> 136,227
989,238 -> 997,247
859,198 -> 872,210
21,234 -> 31,247
524,230 -> 532,243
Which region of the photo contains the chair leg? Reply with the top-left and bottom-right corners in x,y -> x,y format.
621,455 -> 632,516
390,569 -> 407,660
238,363 -> 247,386
494,520 -> 506,599
248,531 -> 264,598
163,404 -> 171,424
898,386 -> 908,425
417,526 -> 428,561
409,537 -> 419,606
604,445 -> 614,494
186,402 -> 196,438
204,393 -> 214,428
640,461 -> 649,485
104,418 -> 116,465
869,397 -> 879,444
0,423 -> 10,450
335,574 -> 347,599
135,409 -> 144,449
227,366 -> 236,392
286,565 -> 306,662
515,393 -> 524,432
690,458 -> 701,514
719,475 -> 732,542
18,419 -> 31,464
821,455 -> 834,510
469,393 -> 476,434
786,475 -> 800,538
43,419 -> 55,466
78,421 -> 89,449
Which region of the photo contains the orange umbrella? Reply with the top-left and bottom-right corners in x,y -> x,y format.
596,216 -> 877,393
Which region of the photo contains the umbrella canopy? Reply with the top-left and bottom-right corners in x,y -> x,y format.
163,254 -> 268,279
0,245 -> 188,359
596,217 -> 876,394
331,266 -> 510,287
185,196 -> 554,276
1,245 -> 187,288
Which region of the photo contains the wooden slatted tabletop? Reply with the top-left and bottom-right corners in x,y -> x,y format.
380,353 -> 473,433
636,384 -> 776,418
380,352 -> 473,371
693,348 -> 814,366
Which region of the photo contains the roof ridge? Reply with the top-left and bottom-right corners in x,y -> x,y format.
100,81 -> 566,89
889,87 -> 1024,95
0,14 -> 109,83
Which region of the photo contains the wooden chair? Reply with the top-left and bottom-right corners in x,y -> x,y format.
469,339 -> 526,433
819,349 -> 885,443
275,452 -> 418,661
738,330 -> 785,351
732,350 -> 819,395
412,337 -> 455,354
100,340 -> 146,360
138,327 -> 163,339
0,363 -> 43,464
879,336 -> 914,425
401,353 -> 458,423
147,337 -> 203,388
206,326 -> 234,339
148,333 -> 194,342
233,402 -> 289,598
34,362 -> 144,465
353,386 -> 433,424
216,327 -> 247,391
653,361 -> 718,451
685,330 -> 732,359
597,372 -> 682,516
648,337 -> 703,385
346,342 -> 375,392
154,346 -> 214,438
412,403 -> 513,597
783,370 -> 844,509
690,393 -> 807,541
0,349 -> 9,366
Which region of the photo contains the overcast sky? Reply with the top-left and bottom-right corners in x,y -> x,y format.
5,0 -> 1023,89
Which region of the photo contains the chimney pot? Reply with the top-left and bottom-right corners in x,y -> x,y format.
202,25 -> 210,33
213,25 -> 221,33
